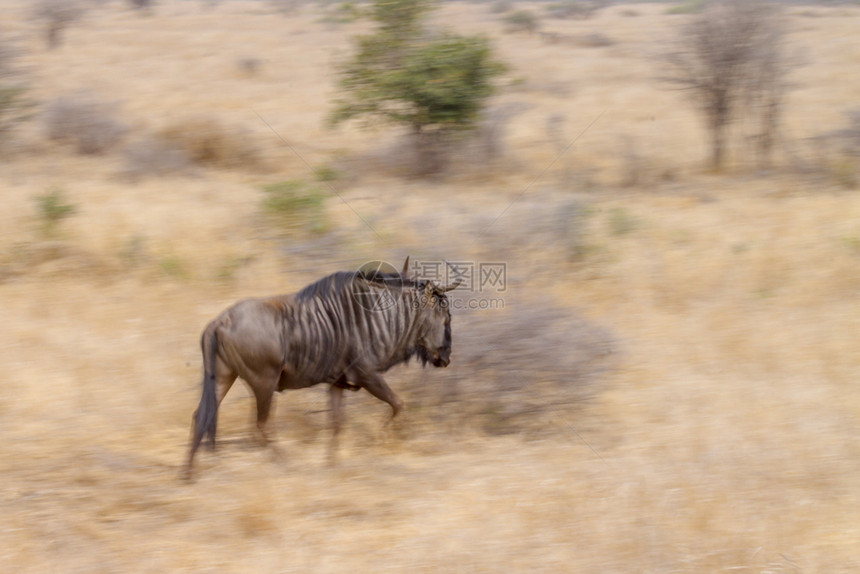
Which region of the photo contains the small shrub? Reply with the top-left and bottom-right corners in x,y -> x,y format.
34,187 -> 76,235
120,137 -> 190,180
490,0 -> 512,15
608,207 -> 638,236
829,110 -> 860,188
576,32 -> 613,48
261,180 -> 327,234
270,0 -> 302,14
45,94 -> 127,155
128,0 -> 155,10
666,0 -> 706,15
406,299 -> 615,435
158,254 -> 187,279
158,117 -> 260,170
546,0 -> 606,20
504,10 -> 540,33
119,234 -> 148,268
313,163 -> 340,183
214,256 -> 249,283
469,101 -> 530,163
237,57 -> 262,76
831,158 -> 858,190
320,2 -> 362,23
32,0 -> 86,49
619,136 -> 646,188
835,108 -> 860,157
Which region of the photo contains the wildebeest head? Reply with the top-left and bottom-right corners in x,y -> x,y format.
414,277 -> 459,368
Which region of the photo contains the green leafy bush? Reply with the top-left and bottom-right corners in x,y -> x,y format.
34,187 -> 76,235
261,180 -> 327,234
330,0 -> 505,174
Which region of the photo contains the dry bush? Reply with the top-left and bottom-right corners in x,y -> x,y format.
404,299 -> 616,436
539,31 -> 613,48
489,0 -> 513,15
158,117 -> 261,170
576,32 -> 614,48
45,94 -> 127,155
619,135 -> 645,188
128,0 -> 155,10
503,10 -> 541,34
32,0 -> 86,49
270,0 -> 304,15
835,108 -> 860,158
318,1 -> 363,24
546,0 -> 609,20
486,193 -> 590,260
468,101 -> 530,163
120,137 -> 190,180
790,109 -> 860,189
236,56 -> 262,77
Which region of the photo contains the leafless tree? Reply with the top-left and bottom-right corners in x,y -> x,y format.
664,0 -> 791,171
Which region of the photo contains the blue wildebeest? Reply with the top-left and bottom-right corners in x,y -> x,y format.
185,258 -> 459,476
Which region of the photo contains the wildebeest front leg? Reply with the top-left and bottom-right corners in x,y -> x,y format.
329,383 -> 344,464
358,371 -> 404,423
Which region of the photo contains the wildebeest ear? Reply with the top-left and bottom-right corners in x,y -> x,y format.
401,256 -> 410,276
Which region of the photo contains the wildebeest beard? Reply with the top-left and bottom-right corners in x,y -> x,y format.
415,345 -> 434,367
410,316 -> 452,368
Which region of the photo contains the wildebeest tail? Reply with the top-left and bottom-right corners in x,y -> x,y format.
189,325 -> 219,460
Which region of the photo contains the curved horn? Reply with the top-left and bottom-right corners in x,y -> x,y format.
441,277 -> 462,292
401,256 -> 410,276
442,259 -> 463,292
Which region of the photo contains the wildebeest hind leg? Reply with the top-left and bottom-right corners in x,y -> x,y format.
185,356 -> 238,480
248,373 -> 280,456
208,362 -> 237,447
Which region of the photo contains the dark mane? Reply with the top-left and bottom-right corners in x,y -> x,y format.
294,271 -> 356,302
295,269 -> 418,302
358,269 -> 418,288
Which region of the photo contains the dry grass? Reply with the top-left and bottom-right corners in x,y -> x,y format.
1,2 -> 860,572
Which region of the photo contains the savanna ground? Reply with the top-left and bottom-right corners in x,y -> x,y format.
1,1 -> 859,572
